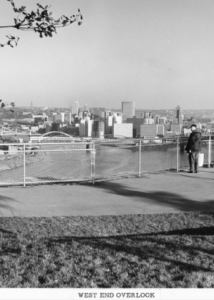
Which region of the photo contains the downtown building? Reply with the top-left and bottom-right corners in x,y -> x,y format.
159,117 -> 167,124
105,111 -> 122,135
90,108 -> 105,121
176,105 -> 182,124
157,124 -> 165,137
92,121 -> 105,139
113,123 -> 133,138
53,112 -> 65,124
127,117 -> 155,137
79,118 -> 93,137
170,123 -> 182,135
122,102 -> 135,120
72,101 -> 79,115
127,117 -> 144,137
140,124 -> 157,138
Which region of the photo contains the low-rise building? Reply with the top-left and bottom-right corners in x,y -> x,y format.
113,123 -> 133,138
165,131 -> 174,138
171,123 -> 182,134
140,124 -> 157,138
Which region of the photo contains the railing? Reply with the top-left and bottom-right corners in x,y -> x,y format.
0,136 -> 213,186
0,142 -> 94,186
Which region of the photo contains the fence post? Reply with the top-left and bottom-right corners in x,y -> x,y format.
208,134 -> 211,168
176,137 -> 179,172
23,144 -> 26,187
138,139 -> 141,177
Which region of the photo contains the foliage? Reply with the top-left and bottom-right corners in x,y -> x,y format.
0,212 -> 214,287
0,0 -> 83,47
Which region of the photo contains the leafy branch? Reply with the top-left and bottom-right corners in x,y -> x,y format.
0,0 -> 83,47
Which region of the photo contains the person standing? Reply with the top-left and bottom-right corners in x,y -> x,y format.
185,124 -> 201,173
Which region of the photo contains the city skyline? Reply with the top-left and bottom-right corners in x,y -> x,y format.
1,0 -> 214,109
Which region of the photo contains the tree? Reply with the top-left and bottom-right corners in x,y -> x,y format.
0,0 -> 83,47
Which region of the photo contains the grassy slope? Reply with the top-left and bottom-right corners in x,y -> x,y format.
0,212 -> 214,288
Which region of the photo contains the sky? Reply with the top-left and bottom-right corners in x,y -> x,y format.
1,0 -> 214,110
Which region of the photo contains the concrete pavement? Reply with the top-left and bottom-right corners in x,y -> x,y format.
0,168 -> 214,217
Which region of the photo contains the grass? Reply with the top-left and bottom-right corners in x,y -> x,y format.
0,212 -> 214,288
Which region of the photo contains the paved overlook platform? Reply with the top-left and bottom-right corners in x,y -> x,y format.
0,168 -> 214,217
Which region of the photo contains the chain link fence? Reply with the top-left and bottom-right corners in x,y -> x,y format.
140,140 -> 178,173
0,136 -> 213,186
0,142 -> 93,186
94,140 -> 139,180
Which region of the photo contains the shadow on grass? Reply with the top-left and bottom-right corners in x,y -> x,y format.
0,227 -> 17,235
0,195 -> 16,216
90,181 -> 214,212
46,225 -> 214,273
0,195 -> 17,236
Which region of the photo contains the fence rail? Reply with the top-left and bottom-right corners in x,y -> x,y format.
0,136 -> 213,186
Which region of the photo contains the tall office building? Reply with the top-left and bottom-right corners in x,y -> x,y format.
84,104 -> 89,111
92,121 -> 105,139
72,101 -> 79,115
78,111 -> 83,119
127,117 -> 145,137
79,118 -> 93,137
79,120 -> 85,137
105,115 -> 113,135
85,118 -> 93,137
69,111 -> 72,125
122,101 -> 135,119
113,112 -> 122,124
176,105 -> 182,124
157,125 -> 165,136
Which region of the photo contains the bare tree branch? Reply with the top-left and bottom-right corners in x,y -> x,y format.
0,0 -> 83,47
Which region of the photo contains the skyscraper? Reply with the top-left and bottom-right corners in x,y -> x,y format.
122,102 -> 135,119
72,101 -> 79,115
69,111 -> 72,125
176,105 -> 182,124
84,104 -> 89,111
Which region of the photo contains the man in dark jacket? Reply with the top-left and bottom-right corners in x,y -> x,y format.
185,124 -> 201,173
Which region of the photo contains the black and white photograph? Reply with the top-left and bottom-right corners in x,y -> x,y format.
0,0 -> 214,299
